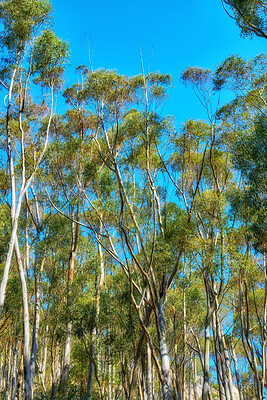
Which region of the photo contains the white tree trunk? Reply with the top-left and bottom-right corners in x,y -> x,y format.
146,341 -> 153,400
157,299 -> 173,400
14,237 -> 32,400
87,227 -> 105,397
202,314 -> 210,400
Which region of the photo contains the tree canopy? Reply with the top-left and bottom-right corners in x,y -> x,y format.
0,1 -> 266,400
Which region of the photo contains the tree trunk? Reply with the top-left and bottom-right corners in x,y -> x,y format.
147,341 -> 153,400
11,339 -> 20,400
60,213 -> 80,393
14,237 -> 32,400
193,353 -> 198,400
157,299 -> 174,400
212,311 -> 226,400
60,320 -> 72,392
87,226 -> 105,397
29,256 -> 45,396
216,311 -> 235,400
182,279 -> 186,400
230,339 -> 243,400
262,257 -> 267,400
4,345 -> 12,400
0,67 -> 17,321
202,311 -> 211,400
108,344 -> 112,400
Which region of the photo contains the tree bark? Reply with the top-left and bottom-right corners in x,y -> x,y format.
87,226 -> 105,397
11,339 -> 20,400
157,299 -> 174,400
146,341 -> 153,400
14,237 -> 32,400
230,339 -> 243,400
60,212 -> 80,393
202,311 -> 211,400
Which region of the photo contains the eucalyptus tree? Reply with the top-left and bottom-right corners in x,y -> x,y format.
221,0 -> 267,39
62,68 -> 192,400
214,53 -> 267,399
0,0 -> 69,314
0,1 -> 69,399
175,66 -> 238,400
39,76 -> 98,394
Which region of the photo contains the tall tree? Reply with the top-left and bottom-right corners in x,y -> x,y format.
221,0 -> 267,39
0,2 -> 69,399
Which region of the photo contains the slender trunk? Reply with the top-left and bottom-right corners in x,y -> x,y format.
193,353 -> 198,400
4,345 -> 12,400
230,339 -> 243,400
29,256 -> 45,395
11,340 -> 20,400
239,279 -> 262,399
189,357 -> 192,400
182,278 -> 186,400
212,311 -> 225,400
0,360 -> 3,391
213,305 -> 235,400
202,312 -> 210,400
108,344 -> 111,400
147,341 -> 153,400
175,352 -> 182,400
60,213 -> 80,393
157,299 -> 173,400
14,237 -> 31,400
262,254 -> 267,400
60,320 -> 72,392
138,369 -> 144,400
0,67 -> 17,321
87,226 -> 105,397
128,329 -> 147,400
217,312 -> 235,400
141,348 -> 147,400
112,362 -> 115,400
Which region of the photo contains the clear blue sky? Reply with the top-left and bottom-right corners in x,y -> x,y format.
51,0 -> 265,126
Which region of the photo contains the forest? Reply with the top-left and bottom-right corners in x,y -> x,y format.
0,0 -> 266,399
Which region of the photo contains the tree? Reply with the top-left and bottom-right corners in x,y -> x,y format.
0,2 -> 69,399
215,52 -> 267,399
221,0 -> 267,39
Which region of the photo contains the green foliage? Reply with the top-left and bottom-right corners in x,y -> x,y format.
0,0 -> 52,67
181,67 -> 213,88
233,114 -> 267,186
229,114 -> 267,250
222,0 -> 267,38
4,274 -> 22,315
83,69 -> 135,109
34,386 -> 89,400
214,53 -> 267,92
2,7 -> 267,394
33,29 -> 70,87
163,202 -> 189,246
0,204 -> 9,263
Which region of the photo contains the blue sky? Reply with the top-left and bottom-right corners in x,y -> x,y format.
51,0 -> 265,126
